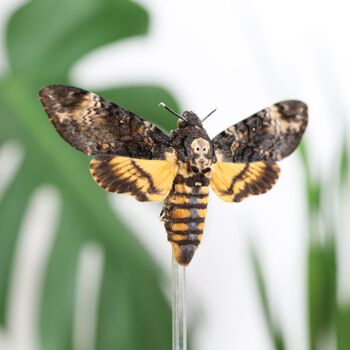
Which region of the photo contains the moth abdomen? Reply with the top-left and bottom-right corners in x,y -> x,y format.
163,179 -> 209,265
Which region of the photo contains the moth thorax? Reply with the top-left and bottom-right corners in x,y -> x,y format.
190,138 -> 212,172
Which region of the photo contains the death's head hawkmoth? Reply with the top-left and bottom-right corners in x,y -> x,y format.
39,85 -> 308,265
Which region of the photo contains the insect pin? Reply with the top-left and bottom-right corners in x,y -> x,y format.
39,85 -> 308,265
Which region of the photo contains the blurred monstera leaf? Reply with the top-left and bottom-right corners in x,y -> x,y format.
0,0 -> 178,349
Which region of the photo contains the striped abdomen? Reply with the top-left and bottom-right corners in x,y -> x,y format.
162,173 -> 209,265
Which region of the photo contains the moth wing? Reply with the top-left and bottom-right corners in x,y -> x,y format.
212,100 -> 307,163
39,85 -> 172,159
90,155 -> 178,202
210,161 -> 280,202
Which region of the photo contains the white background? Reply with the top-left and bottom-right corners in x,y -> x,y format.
1,0 -> 350,349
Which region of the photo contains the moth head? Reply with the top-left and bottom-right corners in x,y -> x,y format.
177,111 -> 203,128
189,137 -> 212,171
159,103 -> 211,128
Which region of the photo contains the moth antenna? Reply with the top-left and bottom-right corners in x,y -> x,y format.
201,108 -> 217,122
159,102 -> 187,121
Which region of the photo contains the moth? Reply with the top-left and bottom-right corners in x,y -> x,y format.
39,85 -> 308,265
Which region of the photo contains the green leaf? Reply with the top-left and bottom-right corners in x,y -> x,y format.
250,244 -> 286,350
336,304 -> 350,350
7,0 -> 148,83
339,135 -> 349,188
307,239 -> 337,350
96,248 -> 171,350
1,0 -> 179,349
298,142 -> 322,214
0,156 -> 36,324
0,78 -> 174,349
40,200 -> 85,350
98,86 -> 178,133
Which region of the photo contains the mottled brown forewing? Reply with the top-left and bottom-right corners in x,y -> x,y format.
39,85 -> 172,159
212,100 -> 308,163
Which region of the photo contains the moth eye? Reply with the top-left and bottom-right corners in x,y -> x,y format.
203,148 -> 207,152
196,147 -> 200,151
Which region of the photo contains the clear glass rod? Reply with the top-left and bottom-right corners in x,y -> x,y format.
172,253 -> 187,350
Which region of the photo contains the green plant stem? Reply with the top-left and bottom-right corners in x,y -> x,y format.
172,254 -> 187,350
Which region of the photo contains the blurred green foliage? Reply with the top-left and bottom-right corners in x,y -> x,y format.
0,0 -> 180,349
251,139 -> 350,350
250,247 -> 285,350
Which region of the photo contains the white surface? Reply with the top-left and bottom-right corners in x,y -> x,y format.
1,0 -> 350,349
0,186 -> 60,350
0,141 -> 23,201
73,243 -> 104,350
